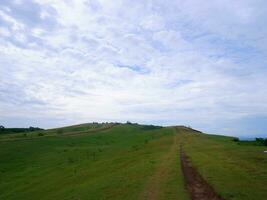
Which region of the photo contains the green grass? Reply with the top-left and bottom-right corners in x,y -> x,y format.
1,123 -> 266,200
177,128 -> 267,200
0,124 -> 188,200
0,123 -> 111,141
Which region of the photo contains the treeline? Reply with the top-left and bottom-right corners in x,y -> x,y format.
255,138 -> 267,146
233,137 -> 267,146
141,125 -> 163,130
0,125 -> 43,134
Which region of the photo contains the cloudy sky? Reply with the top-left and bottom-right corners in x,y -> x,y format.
0,0 -> 267,137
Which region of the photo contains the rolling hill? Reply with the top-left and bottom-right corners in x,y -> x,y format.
0,123 -> 266,200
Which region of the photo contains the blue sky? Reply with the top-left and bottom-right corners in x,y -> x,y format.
0,0 -> 267,137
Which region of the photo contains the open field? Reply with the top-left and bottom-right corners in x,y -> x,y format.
0,124 -> 188,200
176,128 -> 267,200
0,124 -> 266,200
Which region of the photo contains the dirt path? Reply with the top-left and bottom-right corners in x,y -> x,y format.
180,146 -> 224,200
141,134 -> 179,200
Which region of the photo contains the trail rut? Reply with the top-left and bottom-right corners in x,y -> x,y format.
180,146 -> 224,200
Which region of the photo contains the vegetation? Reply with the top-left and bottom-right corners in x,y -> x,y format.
0,126 -> 43,134
255,138 -> 267,146
0,124 -> 188,200
235,137 -> 267,146
0,123 -> 114,141
0,123 -> 266,200
177,128 -> 267,200
232,137 -> 239,142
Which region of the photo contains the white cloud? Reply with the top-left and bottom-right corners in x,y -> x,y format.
140,14 -> 165,31
0,0 -> 267,136
0,27 -> 10,37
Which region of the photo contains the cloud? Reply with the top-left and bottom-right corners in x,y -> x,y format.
0,0 -> 267,136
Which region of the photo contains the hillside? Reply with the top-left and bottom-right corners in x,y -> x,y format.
0,124 -> 266,200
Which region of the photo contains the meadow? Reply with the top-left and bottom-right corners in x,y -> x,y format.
0,123 -> 266,200
0,124 -> 188,200
177,128 -> 267,200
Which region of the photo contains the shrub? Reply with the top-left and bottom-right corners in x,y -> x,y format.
141,125 -> 162,131
38,132 -> 44,136
255,138 -> 267,146
256,138 -> 264,142
233,137 -> 239,142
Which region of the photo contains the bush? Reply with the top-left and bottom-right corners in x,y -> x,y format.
38,132 -> 44,136
255,138 -> 267,146
233,137 -> 239,142
0,125 -> 5,134
141,125 -> 162,131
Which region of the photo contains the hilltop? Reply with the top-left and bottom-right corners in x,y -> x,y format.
0,123 -> 266,200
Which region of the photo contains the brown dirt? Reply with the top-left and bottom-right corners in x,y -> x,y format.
180,146 -> 224,200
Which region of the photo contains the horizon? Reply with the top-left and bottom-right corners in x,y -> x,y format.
1,121 -> 266,138
1,0 -> 267,137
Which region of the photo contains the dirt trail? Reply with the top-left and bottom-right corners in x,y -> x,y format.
180,146 -> 224,200
141,134 -> 179,200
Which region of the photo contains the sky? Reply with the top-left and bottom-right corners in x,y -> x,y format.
0,0 -> 267,137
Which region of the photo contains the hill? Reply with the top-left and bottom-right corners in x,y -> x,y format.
0,123 -> 266,200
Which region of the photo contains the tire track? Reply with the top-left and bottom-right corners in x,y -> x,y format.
180,146 -> 224,200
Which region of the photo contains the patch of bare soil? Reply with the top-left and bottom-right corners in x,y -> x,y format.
180,147 -> 224,200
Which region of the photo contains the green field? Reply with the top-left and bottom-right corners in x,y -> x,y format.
177,128 -> 267,200
0,124 -> 266,200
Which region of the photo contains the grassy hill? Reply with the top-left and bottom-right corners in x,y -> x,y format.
0,123 -> 266,200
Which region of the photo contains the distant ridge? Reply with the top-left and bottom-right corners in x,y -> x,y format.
174,125 -> 202,133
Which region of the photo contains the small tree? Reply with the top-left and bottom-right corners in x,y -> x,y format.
232,137 -> 239,142
38,132 -> 44,136
255,138 -> 263,142
0,125 -> 5,133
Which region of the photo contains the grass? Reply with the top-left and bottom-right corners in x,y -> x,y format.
0,124 -> 188,200
0,123 -> 112,141
1,123 -> 266,200
176,128 -> 267,200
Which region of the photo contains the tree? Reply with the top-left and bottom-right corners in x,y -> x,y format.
232,137 -> 239,142
0,125 -> 5,133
